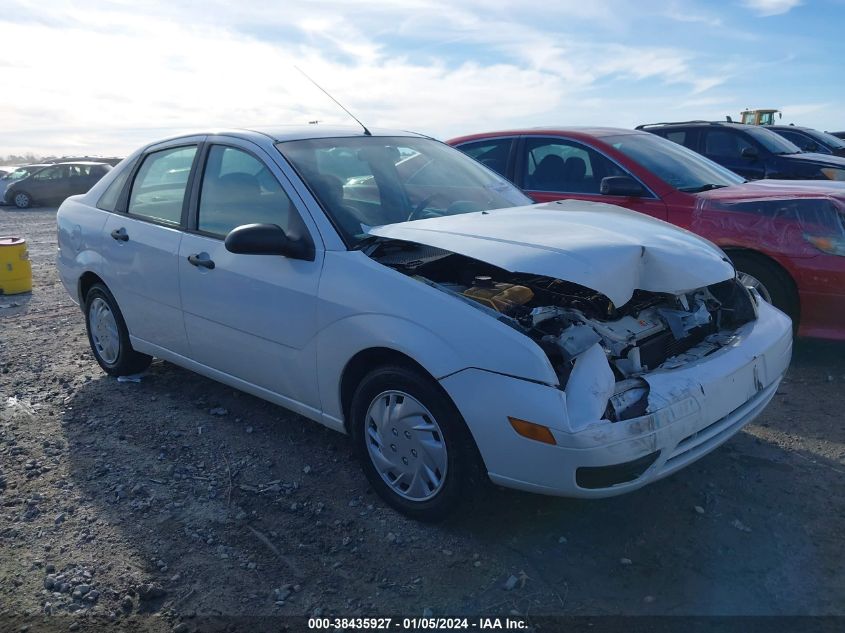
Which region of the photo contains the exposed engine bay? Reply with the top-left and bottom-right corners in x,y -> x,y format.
370,239 -> 758,425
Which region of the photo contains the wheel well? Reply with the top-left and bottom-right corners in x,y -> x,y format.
339,347 -> 435,432
78,272 -> 105,306
723,247 -> 800,314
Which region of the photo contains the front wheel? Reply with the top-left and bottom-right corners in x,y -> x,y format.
84,283 -> 152,376
350,364 -> 483,521
13,191 -> 32,209
730,252 -> 799,325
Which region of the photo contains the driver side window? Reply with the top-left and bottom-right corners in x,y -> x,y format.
34,167 -> 62,181
523,138 -> 626,194
197,145 -> 296,238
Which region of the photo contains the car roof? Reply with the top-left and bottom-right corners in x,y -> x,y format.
767,125 -> 818,133
54,161 -> 110,166
145,125 -> 428,149
447,126 -> 646,144
250,125 -> 427,142
636,120 -> 750,130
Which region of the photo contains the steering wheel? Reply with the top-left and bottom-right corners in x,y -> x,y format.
408,193 -> 447,221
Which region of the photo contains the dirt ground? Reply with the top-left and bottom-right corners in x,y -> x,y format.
1,206 -> 844,631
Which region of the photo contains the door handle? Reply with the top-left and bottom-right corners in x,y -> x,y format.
188,253 -> 215,270
110,227 -> 128,242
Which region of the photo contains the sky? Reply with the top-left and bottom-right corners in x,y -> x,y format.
0,0 -> 843,157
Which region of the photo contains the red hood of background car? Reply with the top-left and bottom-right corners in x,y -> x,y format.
696,180 -> 845,203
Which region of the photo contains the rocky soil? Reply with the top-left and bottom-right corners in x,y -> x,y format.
1,207 -> 844,631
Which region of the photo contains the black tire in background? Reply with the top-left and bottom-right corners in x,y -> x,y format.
84,283 -> 152,377
730,251 -> 799,328
350,364 -> 485,522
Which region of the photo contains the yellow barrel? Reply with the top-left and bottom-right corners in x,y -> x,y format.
0,236 -> 33,295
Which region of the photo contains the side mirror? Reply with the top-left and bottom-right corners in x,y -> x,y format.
740,146 -> 759,160
224,223 -> 314,261
600,176 -> 647,197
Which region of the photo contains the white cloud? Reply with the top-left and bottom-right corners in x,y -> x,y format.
0,0 -> 829,156
779,103 -> 831,117
742,0 -> 802,16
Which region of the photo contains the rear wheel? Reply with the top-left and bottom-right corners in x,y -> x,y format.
350,364 -> 483,521
84,283 -> 152,376
13,191 -> 32,209
730,252 -> 798,324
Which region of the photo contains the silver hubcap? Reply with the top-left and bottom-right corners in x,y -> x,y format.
89,297 -> 120,364
737,271 -> 772,304
15,193 -> 28,207
364,390 -> 448,501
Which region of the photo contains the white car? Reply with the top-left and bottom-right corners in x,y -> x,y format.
57,127 -> 793,520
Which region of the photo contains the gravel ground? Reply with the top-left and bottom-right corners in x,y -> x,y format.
1,206 -> 844,631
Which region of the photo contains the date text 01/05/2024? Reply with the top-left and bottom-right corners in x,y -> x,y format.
307,617 -> 528,629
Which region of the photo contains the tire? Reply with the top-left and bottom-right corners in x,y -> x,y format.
730,252 -> 799,325
84,283 -> 152,376
350,364 -> 484,521
13,191 -> 32,209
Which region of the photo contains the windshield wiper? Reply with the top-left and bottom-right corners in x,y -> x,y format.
679,183 -> 729,193
352,234 -> 383,251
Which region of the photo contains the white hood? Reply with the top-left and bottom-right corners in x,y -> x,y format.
369,200 -> 735,307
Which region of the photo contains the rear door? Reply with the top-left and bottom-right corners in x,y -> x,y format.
178,137 -> 323,409
65,164 -> 96,197
516,136 -> 668,220
452,137 -> 516,181
699,129 -> 767,180
100,139 -> 202,356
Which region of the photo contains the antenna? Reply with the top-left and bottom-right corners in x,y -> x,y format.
295,66 -> 371,136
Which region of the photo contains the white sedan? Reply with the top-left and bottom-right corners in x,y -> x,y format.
56,126 -> 793,520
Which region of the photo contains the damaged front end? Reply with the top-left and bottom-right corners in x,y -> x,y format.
369,239 -> 759,431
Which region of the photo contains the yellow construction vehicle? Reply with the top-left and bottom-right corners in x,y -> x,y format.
739,108 -> 782,125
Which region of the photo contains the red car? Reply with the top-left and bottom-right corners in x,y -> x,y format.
447,128 -> 845,340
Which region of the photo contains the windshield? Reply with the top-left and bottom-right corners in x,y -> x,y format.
744,127 -> 802,155
606,133 -> 745,192
4,167 -> 40,181
277,136 -> 532,246
805,128 -> 845,150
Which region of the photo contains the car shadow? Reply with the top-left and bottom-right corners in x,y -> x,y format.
762,337 -> 845,445
0,204 -> 57,212
59,354 -> 844,617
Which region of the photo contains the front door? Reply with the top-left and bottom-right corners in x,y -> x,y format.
27,164 -> 68,204
178,140 -> 323,409
700,129 -> 767,180
519,136 -> 668,220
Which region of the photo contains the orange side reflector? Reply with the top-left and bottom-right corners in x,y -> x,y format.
508,417 -> 557,445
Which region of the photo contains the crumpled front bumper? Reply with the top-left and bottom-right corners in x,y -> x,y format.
439,300 -> 793,498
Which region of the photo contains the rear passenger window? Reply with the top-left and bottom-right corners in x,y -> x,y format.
197,145 -> 295,237
128,146 -> 197,225
456,139 -> 513,177
97,161 -> 135,212
67,165 -> 91,178
666,131 -> 687,145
